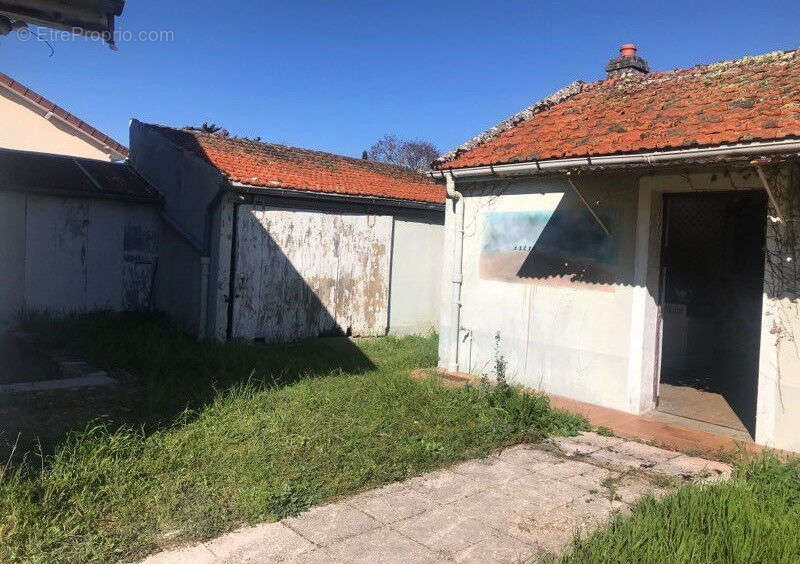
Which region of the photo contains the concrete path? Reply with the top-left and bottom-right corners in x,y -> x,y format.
143,432 -> 730,564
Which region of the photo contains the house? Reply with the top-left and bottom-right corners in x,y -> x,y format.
0,74 -> 159,328
0,71 -> 128,160
432,45 -> 800,452
129,121 -> 445,342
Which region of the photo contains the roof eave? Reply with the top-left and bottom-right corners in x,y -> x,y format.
230,181 -> 444,211
429,139 -> 800,180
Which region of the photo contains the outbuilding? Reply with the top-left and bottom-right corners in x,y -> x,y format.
432,46 -> 800,452
0,148 -> 161,326
129,121 -> 445,342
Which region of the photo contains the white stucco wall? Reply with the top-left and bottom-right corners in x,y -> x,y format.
389,216 -> 443,335
442,164 -> 800,453
0,192 -> 158,325
439,174 -> 638,412
0,88 -> 116,161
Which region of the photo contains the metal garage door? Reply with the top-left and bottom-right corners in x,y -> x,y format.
230,206 -> 392,342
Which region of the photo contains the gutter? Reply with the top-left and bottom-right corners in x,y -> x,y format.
427,139 -> 800,180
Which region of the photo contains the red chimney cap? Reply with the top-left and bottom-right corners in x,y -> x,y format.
620,43 -> 637,57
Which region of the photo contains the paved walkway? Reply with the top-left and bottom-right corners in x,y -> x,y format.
144,432 -> 730,563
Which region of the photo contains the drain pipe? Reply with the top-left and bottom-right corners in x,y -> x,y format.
445,171 -> 465,373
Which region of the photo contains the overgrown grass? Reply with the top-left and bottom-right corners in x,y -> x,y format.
2,313 -> 587,562
555,455 -> 800,563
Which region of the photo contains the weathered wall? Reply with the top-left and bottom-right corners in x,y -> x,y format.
444,164 -> 800,452
439,174 -> 639,411
754,163 -> 800,452
0,88 -> 114,160
389,215 -> 443,335
0,192 -> 158,323
128,120 -> 224,244
0,191 -> 26,326
230,205 -> 392,342
153,217 -> 202,334
129,119 -> 229,339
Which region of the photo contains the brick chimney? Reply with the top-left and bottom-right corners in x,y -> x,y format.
605,43 -> 649,79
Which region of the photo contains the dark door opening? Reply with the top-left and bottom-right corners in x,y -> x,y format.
658,191 -> 767,438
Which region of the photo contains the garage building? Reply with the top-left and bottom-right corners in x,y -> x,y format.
129,121 -> 445,342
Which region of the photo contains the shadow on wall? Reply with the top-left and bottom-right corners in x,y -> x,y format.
479,189 -> 633,289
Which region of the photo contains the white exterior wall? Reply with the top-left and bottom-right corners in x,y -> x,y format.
0,192 -> 158,325
443,165 -> 800,453
439,175 -> 638,412
388,216 -> 443,335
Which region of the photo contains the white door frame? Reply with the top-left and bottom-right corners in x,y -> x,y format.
627,170 -> 771,444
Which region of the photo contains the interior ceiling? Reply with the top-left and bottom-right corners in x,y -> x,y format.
0,0 -> 125,46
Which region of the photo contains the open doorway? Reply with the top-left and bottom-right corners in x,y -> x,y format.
657,191 -> 767,438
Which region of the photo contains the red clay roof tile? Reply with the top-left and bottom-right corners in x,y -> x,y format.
437,48 -> 800,169
147,124 -> 444,205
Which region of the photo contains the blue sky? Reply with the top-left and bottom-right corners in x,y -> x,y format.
2,1 -> 798,158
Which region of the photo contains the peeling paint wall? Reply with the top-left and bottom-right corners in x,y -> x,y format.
0,193 -> 159,323
231,206 -> 392,342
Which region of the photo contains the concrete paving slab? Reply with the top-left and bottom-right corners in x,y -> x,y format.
610,440 -> 683,464
393,504 -> 495,554
651,454 -> 733,480
405,468 -> 490,504
537,459 -> 599,479
324,527 -> 436,564
142,543 -> 217,563
494,444 -> 563,468
347,483 -> 435,524
202,522 -> 314,562
550,436 -> 605,456
449,458 -> 528,486
561,431 -> 626,450
562,465 -> 620,493
588,447 -> 665,471
283,503 -> 379,546
142,438 -> 730,564
451,533 -> 540,563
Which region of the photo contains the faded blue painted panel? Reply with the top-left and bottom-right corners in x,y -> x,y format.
481,209 -> 618,285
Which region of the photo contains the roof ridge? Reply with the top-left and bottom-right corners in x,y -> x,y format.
0,70 -> 128,158
436,81 -> 585,166
146,122 -> 432,181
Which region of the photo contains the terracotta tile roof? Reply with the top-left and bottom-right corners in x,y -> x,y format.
146,124 -> 444,205
0,71 -> 128,158
437,48 -> 800,169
